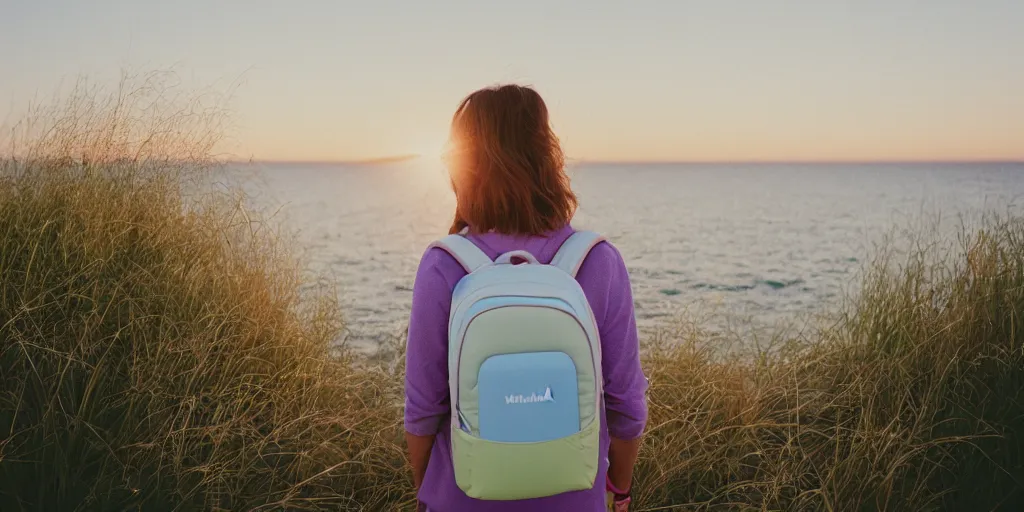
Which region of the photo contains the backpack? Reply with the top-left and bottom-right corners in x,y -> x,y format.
429,230 -> 606,501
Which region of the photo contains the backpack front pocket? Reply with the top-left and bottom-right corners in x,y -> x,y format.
477,351 -> 579,442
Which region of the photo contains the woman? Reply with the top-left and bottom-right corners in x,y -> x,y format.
404,84 -> 648,511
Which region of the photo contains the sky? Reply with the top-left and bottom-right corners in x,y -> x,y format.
2,0 -> 1023,162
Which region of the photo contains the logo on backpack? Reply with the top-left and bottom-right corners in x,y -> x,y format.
505,386 -> 555,405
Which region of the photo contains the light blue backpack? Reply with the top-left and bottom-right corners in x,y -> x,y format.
429,230 -> 605,500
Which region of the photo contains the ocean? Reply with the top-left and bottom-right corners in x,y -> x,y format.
223,161 -> 1024,352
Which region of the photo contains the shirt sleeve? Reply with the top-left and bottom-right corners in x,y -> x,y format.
404,248 -> 456,436
577,242 -> 649,440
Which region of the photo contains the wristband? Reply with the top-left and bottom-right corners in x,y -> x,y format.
606,474 -> 632,505
606,474 -> 630,496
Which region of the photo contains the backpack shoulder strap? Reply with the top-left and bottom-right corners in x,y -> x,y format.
550,230 -> 606,278
429,234 -> 493,273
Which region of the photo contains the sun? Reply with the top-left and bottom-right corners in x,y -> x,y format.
408,129 -> 450,165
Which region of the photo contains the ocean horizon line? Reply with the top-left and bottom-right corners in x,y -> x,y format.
235,156 -> 1024,166
3,155 -> 1017,167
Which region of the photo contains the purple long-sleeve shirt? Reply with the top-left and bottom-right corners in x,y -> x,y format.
404,225 -> 648,512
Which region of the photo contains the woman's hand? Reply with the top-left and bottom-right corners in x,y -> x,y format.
605,472 -> 632,511
405,432 -> 436,489
606,491 -> 631,511
607,436 -> 640,504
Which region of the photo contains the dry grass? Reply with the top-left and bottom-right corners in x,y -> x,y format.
634,221 -> 1024,511
1,77 -> 1021,511
0,74 -> 409,511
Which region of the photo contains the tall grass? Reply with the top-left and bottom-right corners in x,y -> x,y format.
1,78 -> 1021,510
636,219 -> 1024,510
0,74 -> 408,511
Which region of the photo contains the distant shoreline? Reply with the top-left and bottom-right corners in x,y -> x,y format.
237,154 -> 421,166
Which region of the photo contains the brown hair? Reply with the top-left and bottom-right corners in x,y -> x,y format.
444,84 -> 577,236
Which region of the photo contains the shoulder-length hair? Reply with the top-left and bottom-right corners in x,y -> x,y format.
444,84 -> 577,236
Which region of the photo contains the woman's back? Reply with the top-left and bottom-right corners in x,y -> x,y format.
405,225 -> 647,511
404,83 -> 645,512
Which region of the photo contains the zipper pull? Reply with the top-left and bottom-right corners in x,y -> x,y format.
457,410 -> 472,434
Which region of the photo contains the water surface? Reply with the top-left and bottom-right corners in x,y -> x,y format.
226,161 -> 1024,351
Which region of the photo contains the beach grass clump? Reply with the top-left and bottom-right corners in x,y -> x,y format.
0,73 -> 409,511
634,217 -> 1024,510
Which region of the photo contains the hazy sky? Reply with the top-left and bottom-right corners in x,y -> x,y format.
3,0 -> 1023,162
